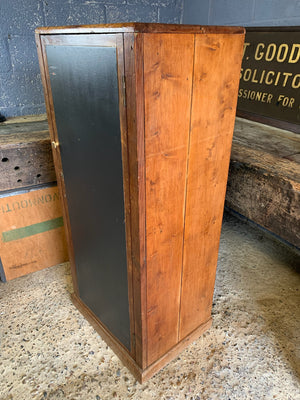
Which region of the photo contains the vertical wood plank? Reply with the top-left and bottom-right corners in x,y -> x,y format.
116,33 -> 136,356
179,33 -> 245,340
124,33 -> 148,368
143,33 -> 194,365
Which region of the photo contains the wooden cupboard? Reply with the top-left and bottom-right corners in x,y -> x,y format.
35,23 -> 245,382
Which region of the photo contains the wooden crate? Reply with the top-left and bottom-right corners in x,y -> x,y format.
36,23 -> 244,382
0,186 -> 68,281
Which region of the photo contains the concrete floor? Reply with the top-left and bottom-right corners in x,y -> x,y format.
0,212 -> 299,400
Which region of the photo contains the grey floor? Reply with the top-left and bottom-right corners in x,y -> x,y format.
0,212 -> 299,400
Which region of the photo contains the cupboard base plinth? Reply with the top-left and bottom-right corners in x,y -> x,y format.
72,293 -> 212,383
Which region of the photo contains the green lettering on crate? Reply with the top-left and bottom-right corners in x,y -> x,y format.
1,217 -> 64,243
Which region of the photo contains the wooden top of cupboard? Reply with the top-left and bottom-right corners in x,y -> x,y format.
35,23 -> 245,35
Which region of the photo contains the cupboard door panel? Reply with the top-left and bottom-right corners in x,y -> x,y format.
46,43 -> 131,349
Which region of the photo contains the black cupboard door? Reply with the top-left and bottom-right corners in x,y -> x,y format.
44,35 -> 131,350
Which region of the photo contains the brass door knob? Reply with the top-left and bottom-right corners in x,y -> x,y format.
51,141 -> 59,149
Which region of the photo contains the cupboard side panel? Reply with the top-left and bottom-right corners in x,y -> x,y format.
179,33 -> 245,339
143,33 -> 194,365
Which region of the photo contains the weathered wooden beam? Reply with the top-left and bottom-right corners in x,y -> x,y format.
226,118 -> 300,248
232,117 -> 300,163
0,116 -> 56,192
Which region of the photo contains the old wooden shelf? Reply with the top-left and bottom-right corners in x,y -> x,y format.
36,23 -> 244,382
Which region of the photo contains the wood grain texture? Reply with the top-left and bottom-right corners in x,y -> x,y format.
179,33 -> 245,340
236,110 -> 300,135
0,119 -> 48,136
233,118 -> 300,163
0,114 -> 47,124
143,33 -> 194,365
226,136 -> 300,248
0,135 -> 56,192
36,23 -> 244,36
140,318 -> 212,382
124,32 -> 148,369
42,34 -> 117,47
116,33 -> 136,357
123,33 -> 136,362
0,118 -> 55,192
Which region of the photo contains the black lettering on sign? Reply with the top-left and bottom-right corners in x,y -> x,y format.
237,27 -> 300,133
